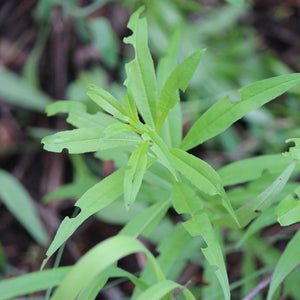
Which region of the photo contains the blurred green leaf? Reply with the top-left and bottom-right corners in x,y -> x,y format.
0,68 -> 52,111
51,235 -> 166,299
276,186 -> 300,226
0,267 -> 71,299
267,229 -> 300,300
0,169 -> 49,246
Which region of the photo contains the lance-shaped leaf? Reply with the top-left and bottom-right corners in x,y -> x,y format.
42,168 -> 126,269
218,154 -> 294,186
183,213 -> 230,300
170,148 -> 238,225
124,141 -> 149,207
0,267 -> 71,299
124,7 -> 158,129
51,235 -> 165,299
156,49 -> 205,131
267,229 -> 300,300
87,84 -> 129,122
42,128 -> 141,153
144,126 -> 178,180
46,100 -> 117,129
181,73 -> 300,151
276,186 -> 300,226
0,169 -> 49,246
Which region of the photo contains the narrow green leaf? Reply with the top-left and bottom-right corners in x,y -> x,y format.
226,0 -> 244,6
144,126 -> 178,180
276,186 -> 300,226
42,168 -> 126,268
156,49 -> 205,131
51,235 -> 165,299
172,181 -> 203,215
137,280 -> 196,300
42,128 -> 141,154
170,148 -> 238,225
122,93 -> 139,123
46,100 -> 116,129
0,67 -> 52,112
124,7 -> 158,129
181,73 -> 300,150
121,197 -> 171,238
217,154 -> 294,186
0,169 -> 49,246
284,138 -> 300,160
87,84 -> 129,122
183,213 -> 230,300
0,267 -> 71,299
156,28 -> 180,92
124,141 -> 149,207
267,230 -> 300,300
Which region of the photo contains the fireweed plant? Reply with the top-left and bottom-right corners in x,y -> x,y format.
1,7 -> 300,300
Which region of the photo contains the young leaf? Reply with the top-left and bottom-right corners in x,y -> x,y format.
0,267 -> 71,299
42,167 -> 126,268
183,213 -> 230,300
124,141 -> 149,207
156,28 -> 180,92
42,128 -> 141,153
87,84 -> 129,122
276,186 -> 300,226
136,280 -> 196,300
170,148 -> 238,225
181,73 -> 300,151
124,7 -> 158,129
156,49 -> 205,131
0,169 -> 49,246
267,229 -> 300,300
51,235 -> 165,299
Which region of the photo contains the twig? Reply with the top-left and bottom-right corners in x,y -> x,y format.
242,274 -> 272,300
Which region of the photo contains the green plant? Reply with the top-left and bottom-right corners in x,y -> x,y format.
1,7 -> 300,300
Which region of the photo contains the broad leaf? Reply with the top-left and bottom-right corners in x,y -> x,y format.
124,141 -> 149,207
42,168 -> 126,268
42,128 -> 141,153
0,169 -> 49,246
0,267 -> 71,299
183,213 -> 230,300
87,84 -> 129,122
181,73 -> 300,151
276,186 -> 300,226
156,49 -> 205,131
51,235 -> 165,299
124,7 -> 158,129
267,229 -> 300,300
